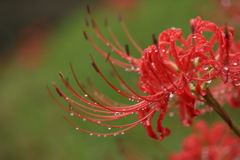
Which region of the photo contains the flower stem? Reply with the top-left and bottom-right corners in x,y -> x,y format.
203,88 -> 240,137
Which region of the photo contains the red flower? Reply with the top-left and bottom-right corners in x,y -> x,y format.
170,120 -> 240,160
49,6 -> 240,140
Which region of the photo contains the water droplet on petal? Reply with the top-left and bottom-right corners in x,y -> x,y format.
223,66 -> 229,71
234,82 -> 240,86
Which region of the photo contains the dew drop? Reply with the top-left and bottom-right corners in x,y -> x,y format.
84,94 -> 88,97
169,112 -> 174,117
234,82 -> 240,86
121,132 -> 124,135
104,135 -> 107,137
206,80 -> 212,84
233,62 -> 237,66
223,66 -> 229,71
90,133 -> 93,136
76,128 -> 79,130
108,127 -> 111,130
203,66 -> 208,70
70,113 -> 74,116
83,118 -> 86,121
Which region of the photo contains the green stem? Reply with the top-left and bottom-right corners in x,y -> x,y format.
203,88 -> 240,137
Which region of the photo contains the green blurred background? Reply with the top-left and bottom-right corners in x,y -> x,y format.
0,0 -> 239,159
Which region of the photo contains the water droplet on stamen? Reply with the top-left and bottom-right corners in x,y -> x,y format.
206,80 -> 212,84
203,66 -> 208,70
169,112 -> 174,117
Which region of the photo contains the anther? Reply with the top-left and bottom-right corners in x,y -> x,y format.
52,82 -> 62,97
152,34 -> 158,45
105,52 -> 111,62
104,18 -> 108,27
58,72 -> 64,79
87,5 -> 91,14
90,54 -> 99,72
85,18 -> 89,26
66,77 -> 69,85
224,23 -> 229,39
118,13 -> 122,21
125,44 -> 130,56
83,31 -> 88,40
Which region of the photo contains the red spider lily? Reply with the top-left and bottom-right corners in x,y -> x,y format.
170,120 -> 240,160
49,6 -> 240,140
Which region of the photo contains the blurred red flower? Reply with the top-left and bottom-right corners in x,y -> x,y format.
170,120 -> 240,160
